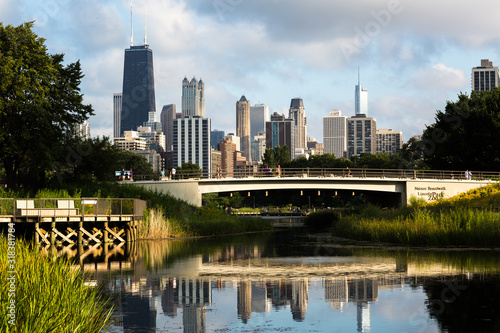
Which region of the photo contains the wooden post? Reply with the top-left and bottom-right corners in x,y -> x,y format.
35,222 -> 40,245
125,222 -> 131,243
103,221 -> 109,243
50,221 -> 56,245
78,221 -> 83,244
103,243 -> 108,262
133,221 -> 137,241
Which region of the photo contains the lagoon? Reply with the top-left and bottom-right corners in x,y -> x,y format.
77,228 -> 500,333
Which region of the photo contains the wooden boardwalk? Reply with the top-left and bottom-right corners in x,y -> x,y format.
0,198 -> 146,245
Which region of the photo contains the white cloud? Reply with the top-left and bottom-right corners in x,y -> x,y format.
412,63 -> 468,90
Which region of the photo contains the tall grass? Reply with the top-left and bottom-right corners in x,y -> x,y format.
139,207 -> 170,239
0,236 -> 114,332
331,206 -> 500,246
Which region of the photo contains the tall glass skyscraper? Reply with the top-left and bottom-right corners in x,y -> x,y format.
120,45 -> 156,135
355,69 -> 368,116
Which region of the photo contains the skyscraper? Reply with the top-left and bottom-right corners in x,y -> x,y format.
236,95 -> 251,161
120,45 -> 156,135
266,112 -> 295,160
173,117 -> 211,174
376,129 -> 403,156
347,114 -> 376,158
289,98 -> 307,150
250,104 -> 270,140
323,110 -> 347,158
210,129 -> 225,150
355,69 -> 368,116
472,59 -> 500,93
182,77 -> 205,117
160,104 -> 176,151
113,93 -> 122,139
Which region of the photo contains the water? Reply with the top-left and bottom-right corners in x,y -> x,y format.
77,228 -> 500,333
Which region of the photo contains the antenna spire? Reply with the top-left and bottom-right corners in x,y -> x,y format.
358,66 -> 360,85
130,1 -> 134,46
144,7 -> 148,45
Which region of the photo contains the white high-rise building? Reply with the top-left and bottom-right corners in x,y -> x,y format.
225,133 -> 241,152
289,98 -> 307,150
355,69 -> 368,116
251,132 -> 266,164
472,59 -> 500,93
143,111 -> 162,132
74,121 -> 90,140
113,93 -> 122,139
182,77 -> 205,118
173,117 -> 211,174
323,110 -> 347,158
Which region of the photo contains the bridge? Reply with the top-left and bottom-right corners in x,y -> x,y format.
131,168 -> 499,207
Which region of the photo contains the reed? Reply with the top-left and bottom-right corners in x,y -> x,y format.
0,236 -> 114,332
331,206 -> 500,246
139,207 -> 170,239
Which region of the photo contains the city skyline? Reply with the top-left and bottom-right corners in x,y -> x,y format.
4,0 -> 500,142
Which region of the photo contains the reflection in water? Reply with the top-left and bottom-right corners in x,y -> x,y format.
60,231 -> 500,333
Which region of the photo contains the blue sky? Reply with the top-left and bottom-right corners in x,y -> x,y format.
3,0 -> 500,142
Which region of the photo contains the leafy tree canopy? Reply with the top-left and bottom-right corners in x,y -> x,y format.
177,162 -> 201,178
422,89 -> 500,171
0,22 -> 93,188
262,145 -> 290,167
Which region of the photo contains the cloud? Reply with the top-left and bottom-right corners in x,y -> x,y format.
412,63 -> 468,91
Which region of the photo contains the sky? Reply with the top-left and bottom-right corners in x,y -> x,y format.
2,0 -> 500,142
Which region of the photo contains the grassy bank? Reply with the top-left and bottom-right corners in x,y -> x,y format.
0,236 -> 113,332
306,183 -> 500,246
0,181 -> 272,239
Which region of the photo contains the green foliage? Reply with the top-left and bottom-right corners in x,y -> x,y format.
423,88 -> 500,170
262,145 -> 290,167
0,22 -> 93,189
203,192 -> 244,209
52,137 -> 154,183
0,237 -> 114,332
331,184 -> 500,246
303,209 -> 341,229
176,162 -> 202,178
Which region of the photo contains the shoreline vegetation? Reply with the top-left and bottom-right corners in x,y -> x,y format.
0,237 -> 113,332
305,183 -> 500,247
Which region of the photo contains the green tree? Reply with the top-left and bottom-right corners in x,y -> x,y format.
262,148 -> 276,167
398,137 -> 427,169
274,145 -> 290,166
177,162 -> 201,178
263,145 -> 290,167
0,22 -> 93,188
422,89 -> 500,171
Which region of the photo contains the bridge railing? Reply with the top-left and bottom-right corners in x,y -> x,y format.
0,198 -> 147,218
132,168 -> 500,182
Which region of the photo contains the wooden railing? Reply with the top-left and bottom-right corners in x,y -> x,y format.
0,198 -> 146,219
